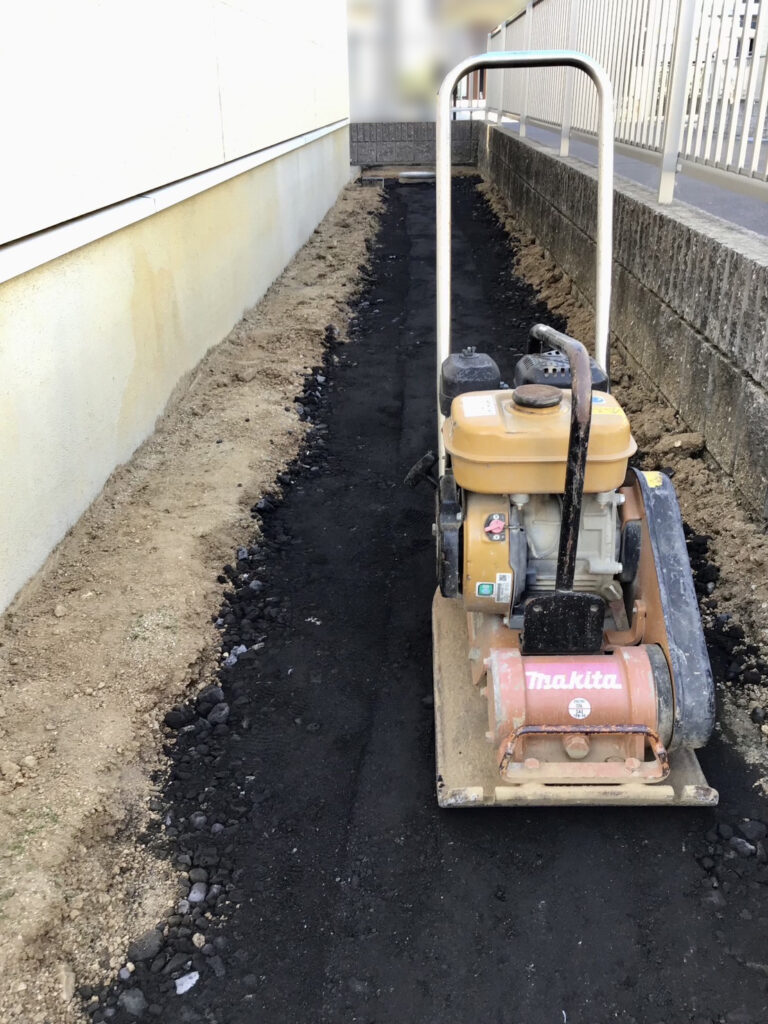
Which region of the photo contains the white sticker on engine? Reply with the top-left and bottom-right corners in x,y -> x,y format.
495,572 -> 512,604
568,697 -> 592,720
461,394 -> 497,418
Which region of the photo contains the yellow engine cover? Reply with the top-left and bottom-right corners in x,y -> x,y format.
444,389 -> 636,494
462,493 -> 515,613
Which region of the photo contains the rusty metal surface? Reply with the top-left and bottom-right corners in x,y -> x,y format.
605,599 -> 647,646
433,591 -> 718,807
486,645 -> 661,770
498,725 -> 670,785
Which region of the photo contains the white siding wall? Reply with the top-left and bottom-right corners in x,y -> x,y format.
0,0 -> 350,611
1,0 -> 349,244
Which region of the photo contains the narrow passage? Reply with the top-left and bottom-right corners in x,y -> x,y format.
102,179 -> 768,1024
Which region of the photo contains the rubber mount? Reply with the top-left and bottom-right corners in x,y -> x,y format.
436,472 -> 462,599
512,384 -> 563,408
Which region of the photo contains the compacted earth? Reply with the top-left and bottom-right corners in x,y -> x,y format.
7,177 -> 768,1023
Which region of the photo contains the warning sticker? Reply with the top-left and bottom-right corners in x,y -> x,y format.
568,697 -> 592,720
476,582 -> 495,598
495,572 -> 512,604
462,394 -> 497,418
590,394 -> 626,418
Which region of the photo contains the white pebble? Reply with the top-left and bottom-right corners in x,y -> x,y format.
175,971 -> 200,995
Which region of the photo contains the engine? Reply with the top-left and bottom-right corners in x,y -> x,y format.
460,489 -> 625,614
437,350 -> 637,617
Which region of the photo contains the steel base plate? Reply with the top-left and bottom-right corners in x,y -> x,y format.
432,591 -> 719,808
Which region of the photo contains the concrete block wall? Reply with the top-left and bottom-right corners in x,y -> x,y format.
479,125 -> 768,520
350,121 -> 479,166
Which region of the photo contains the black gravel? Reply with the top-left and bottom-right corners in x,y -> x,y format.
92,179 -> 768,1024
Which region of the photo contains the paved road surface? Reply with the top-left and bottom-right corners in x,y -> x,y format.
516,123 -> 768,237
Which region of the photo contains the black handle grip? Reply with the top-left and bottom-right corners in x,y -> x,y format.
529,324 -> 593,592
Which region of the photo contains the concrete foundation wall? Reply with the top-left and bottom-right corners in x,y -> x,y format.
479,125 -> 768,520
0,126 -> 350,612
350,121 -> 479,165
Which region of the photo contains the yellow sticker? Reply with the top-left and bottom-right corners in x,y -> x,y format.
643,471 -> 663,488
591,406 -> 623,416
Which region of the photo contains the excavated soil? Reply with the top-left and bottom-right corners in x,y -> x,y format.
0,183 -> 382,1022
75,178 -> 768,1024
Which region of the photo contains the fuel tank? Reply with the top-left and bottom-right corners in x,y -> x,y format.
443,388 -> 636,494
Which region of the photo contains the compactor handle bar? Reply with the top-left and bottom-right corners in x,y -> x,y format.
529,323 -> 591,592
436,51 -> 615,468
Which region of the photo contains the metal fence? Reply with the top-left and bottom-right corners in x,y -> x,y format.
486,0 -> 768,203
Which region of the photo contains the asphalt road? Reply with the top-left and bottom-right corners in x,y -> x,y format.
522,123 -> 768,237
98,179 -> 768,1024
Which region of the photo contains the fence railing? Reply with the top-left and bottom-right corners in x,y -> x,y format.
486,0 -> 768,203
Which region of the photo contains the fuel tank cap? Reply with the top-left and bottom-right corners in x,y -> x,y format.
512,383 -> 563,409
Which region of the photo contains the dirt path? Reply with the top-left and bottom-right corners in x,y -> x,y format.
0,184 -> 382,1022
80,179 -> 768,1024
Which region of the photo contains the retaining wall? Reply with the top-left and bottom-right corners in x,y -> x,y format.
479,124 -> 768,520
350,121 -> 479,166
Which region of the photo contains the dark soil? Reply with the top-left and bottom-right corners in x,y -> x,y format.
94,179 -> 768,1024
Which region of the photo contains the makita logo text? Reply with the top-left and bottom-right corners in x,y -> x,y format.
525,670 -> 622,691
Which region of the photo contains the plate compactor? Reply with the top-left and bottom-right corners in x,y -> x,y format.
413,49 -> 717,807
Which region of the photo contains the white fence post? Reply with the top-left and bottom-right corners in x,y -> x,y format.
519,3 -> 533,137
658,0 -> 697,203
486,31 -> 493,121
497,21 -> 509,123
492,0 -> 768,200
560,0 -> 577,155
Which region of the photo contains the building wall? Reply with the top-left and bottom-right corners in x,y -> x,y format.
0,0 -> 350,612
2,0 -> 349,244
479,124 -> 768,521
0,126 -> 350,612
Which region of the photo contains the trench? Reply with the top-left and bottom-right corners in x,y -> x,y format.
96,178 -> 768,1024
